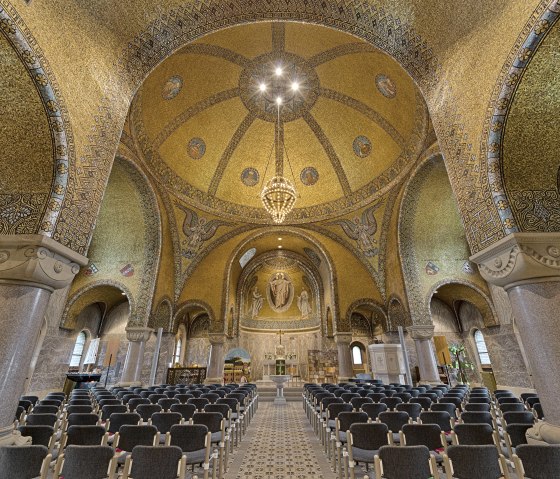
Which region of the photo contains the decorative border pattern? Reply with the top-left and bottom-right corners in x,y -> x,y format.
484,0 -> 560,234
0,3 -> 74,235
344,298 -> 387,333
150,296 -> 173,331
172,299 -> 216,334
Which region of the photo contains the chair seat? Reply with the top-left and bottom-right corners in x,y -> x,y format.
328,420 -> 335,429
116,451 -> 131,464
185,448 -> 208,465
392,432 -> 400,443
210,431 -> 222,443
338,431 -> 347,443
352,447 -> 378,464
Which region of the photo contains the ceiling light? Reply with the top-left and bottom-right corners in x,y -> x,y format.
278,237 -> 282,241
276,96 -> 283,105
259,83 -> 267,92
275,66 -> 283,76
278,245 -> 283,249
291,81 -> 300,91
121,292 -> 126,296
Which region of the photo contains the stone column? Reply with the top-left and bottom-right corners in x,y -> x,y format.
205,333 -> 226,384
120,326 -> 153,385
334,332 -> 353,382
0,235 -> 87,445
408,325 -> 440,383
471,232 -> 560,444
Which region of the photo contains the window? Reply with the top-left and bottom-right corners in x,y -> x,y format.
474,329 -> 491,365
173,338 -> 182,365
69,331 -> 86,368
239,248 -> 257,268
351,345 -> 363,365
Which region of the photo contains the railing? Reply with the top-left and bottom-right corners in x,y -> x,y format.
166,367 -> 207,385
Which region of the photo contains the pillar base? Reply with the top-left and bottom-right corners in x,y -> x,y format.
205,377 -> 223,385
527,421 -> 560,445
273,397 -> 287,405
0,429 -> 31,446
116,381 -> 143,388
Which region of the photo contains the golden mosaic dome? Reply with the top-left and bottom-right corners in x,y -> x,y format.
130,21 -> 430,223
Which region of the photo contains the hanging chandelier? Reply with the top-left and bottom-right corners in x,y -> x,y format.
258,65 -> 299,223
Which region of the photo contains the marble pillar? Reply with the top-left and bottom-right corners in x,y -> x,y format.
120,327 -> 153,385
205,333 -> 226,384
408,325 -> 440,383
334,332 -> 353,382
472,232 -> 560,443
0,235 -> 87,444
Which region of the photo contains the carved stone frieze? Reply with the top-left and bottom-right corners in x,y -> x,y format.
470,232 -> 560,290
125,326 -> 153,343
407,324 -> 435,341
333,332 -> 352,345
208,333 -> 227,346
0,234 -> 87,290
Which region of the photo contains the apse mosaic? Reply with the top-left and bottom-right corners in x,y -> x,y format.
187,137 -> 205,159
375,74 -> 397,98
353,135 -> 372,158
241,167 -> 259,187
330,202 -> 382,257
300,167 -> 319,186
161,75 -> 183,100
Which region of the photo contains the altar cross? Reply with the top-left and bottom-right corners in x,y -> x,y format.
277,329 -> 283,345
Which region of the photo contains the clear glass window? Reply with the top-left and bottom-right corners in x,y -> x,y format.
474,329 -> 491,365
69,331 -> 86,367
352,345 -> 363,365
173,338 -> 182,365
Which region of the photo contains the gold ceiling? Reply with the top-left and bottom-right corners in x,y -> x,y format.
130,21 -> 429,223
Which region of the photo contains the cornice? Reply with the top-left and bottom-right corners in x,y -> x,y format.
407,324 -> 435,340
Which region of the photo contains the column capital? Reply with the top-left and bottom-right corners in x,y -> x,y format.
0,234 -> 87,291
208,333 -> 227,345
126,326 -> 153,342
407,324 -> 435,340
470,232 -> 560,290
334,332 -> 352,344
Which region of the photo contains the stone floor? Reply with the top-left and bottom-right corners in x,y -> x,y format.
224,402 -> 336,479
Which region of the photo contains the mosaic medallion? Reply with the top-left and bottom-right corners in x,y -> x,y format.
239,52 -> 320,123
187,137 -> 206,160
353,135 -> 372,158
462,261 -> 476,275
162,75 -> 183,100
375,74 -> 397,98
300,167 -> 319,186
120,263 -> 134,277
241,168 -> 259,187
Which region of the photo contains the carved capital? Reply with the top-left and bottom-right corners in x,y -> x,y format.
208,333 -> 227,345
126,326 -> 153,343
470,233 -> 560,290
334,332 -> 353,345
407,324 -> 435,341
0,234 -> 87,291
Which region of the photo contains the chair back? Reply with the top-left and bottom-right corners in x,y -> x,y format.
327,402 -> 352,420
192,412 -> 223,434
460,411 -> 493,426
187,398 -> 210,411
420,411 -> 452,433
175,394 -> 194,404
337,411 -> 368,433
350,397 -> 373,410
502,411 -> 535,426
349,422 -> 389,450
402,423 -> 442,450
117,425 -> 158,451
410,397 -> 432,410
129,445 -> 183,479
204,404 -> 230,419
381,397 -> 403,410
128,398 -> 150,411
362,402 -> 388,420
26,413 -> 57,427
378,411 -> 409,434
33,405 -> 59,415
107,412 -> 141,434
60,445 -> 115,479
157,398 -> 180,411
464,403 -> 491,412
17,425 -> 54,447
446,444 -> 504,479
67,413 -> 99,427
100,404 -> 127,421
453,423 -> 495,445
135,404 -> 162,422
377,445 -> 433,479
0,445 -> 49,479
431,402 -> 457,418
515,444 -> 560,479
505,423 -> 532,448
66,425 -> 106,446
151,412 -> 182,434
201,393 -> 220,404
170,403 -> 197,422
169,424 -> 209,453
396,402 -> 422,421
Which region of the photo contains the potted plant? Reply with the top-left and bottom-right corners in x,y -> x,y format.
448,342 -> 475,385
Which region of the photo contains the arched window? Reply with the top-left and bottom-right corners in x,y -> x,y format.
474,329 -> 490,365
239,248 -> 257,268
173,338 -> 182,365
351,345 -> 363,365
69,331 -> 87,368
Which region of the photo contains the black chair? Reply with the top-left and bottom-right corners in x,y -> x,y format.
53,445 -> 116,479
334,411 -> 368,474
170,403 -> 197,422
21,395 -> 39,407
514,444 -> 560,479
0,445 -> 50,479
504,423 -> 532,458
114,425 -> 158,463
380,397 -> 403,411
411,397 -> 432,411
157,398 -> 180,412
347,422 -> 390,479
128,398 -> 150,412
18,425 -> 55,449
175,393 -> 194,404
148,394 -> 167,404
66,405 -> 94,415
32,405 -> 59,415
452,423 -> 497,446
168,424 -> 214,479
106,412 -> 141,435
26,413 -> 58,428
188,397 -> 210,412
350,396 -> 373,411
533,402 -> 544,420
499,402 -> 526,414
122,445 -> 184,479
366,392 -> 387,403
100,404 -> 127,421
502,411 -> 535,426
136,404 -> 162,422
431,402 -> 457,419
401,424 -> 446,460
62,425 -> 107,447
378,411 -> 410,444
375,445 -> 438,479
444,444 -> 508,479
460,411 -> 494,426
464,402 -> 491,412
66,413 -> 99,427
396,402 -> 422,421
151,412 -> 182,436
362,402 -> 388,421
419,411 -> 453,434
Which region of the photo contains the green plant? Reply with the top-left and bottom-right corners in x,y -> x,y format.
448,342 -> 475,384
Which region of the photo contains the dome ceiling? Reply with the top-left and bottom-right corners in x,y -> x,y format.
130,22 -> 430,224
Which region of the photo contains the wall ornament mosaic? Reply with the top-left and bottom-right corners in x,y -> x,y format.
150,296 -> 173,331
483,0 -> 560,236
172,299 -> 216,335
344,298 -> 388,334
162,75 -> 183,100
0,2 -> 74,236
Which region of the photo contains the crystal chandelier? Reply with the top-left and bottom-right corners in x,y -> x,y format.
259,70 -> 299,223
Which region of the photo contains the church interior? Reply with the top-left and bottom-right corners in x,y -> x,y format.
1,0 -> 560,477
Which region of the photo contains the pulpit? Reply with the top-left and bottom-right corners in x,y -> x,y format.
368,343 -> 406,384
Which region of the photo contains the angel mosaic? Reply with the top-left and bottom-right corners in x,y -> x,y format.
176,203 -> 232,259
330,202 -> 383,257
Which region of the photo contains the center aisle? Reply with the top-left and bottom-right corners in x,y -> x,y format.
224,401 -> 336,478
